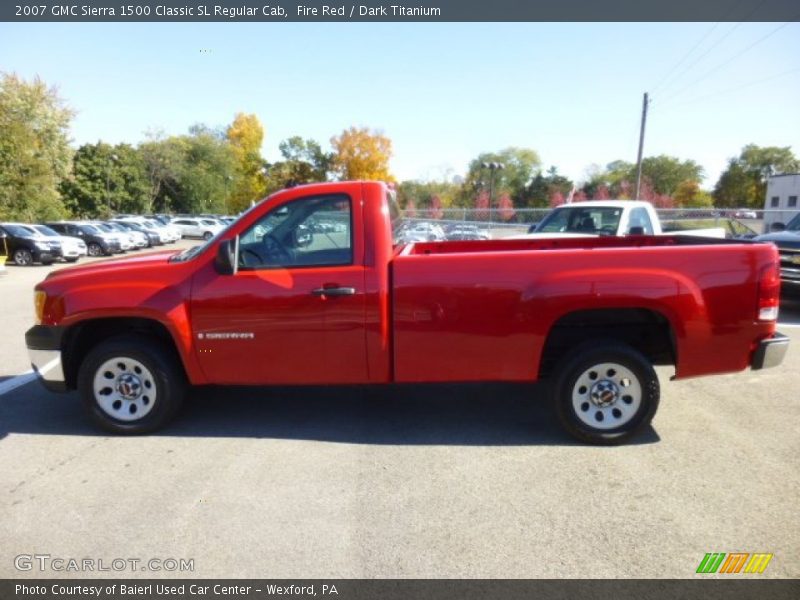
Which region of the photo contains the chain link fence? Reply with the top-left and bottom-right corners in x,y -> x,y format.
400,207 -> 797,239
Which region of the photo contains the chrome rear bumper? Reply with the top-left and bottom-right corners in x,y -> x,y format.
751,332 -> 790,370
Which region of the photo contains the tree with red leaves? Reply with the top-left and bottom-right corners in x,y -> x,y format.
475,189 -> 490,220
405,198 -> 417,218
429,194 -> 444,220
549,190 -> 565,208
593,184 -> 610,200
497,192 -> 515,222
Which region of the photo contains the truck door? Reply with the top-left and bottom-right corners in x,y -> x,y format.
190,191 -> 368,385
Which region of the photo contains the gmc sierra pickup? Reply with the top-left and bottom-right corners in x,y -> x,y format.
26,181 -> 789,443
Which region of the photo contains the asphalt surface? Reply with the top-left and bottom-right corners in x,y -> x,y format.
0,245 -> 798,579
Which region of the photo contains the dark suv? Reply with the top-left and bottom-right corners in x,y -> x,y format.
755,212 -> 800,295
0,223 -> 62,265
46,222 -> 121,257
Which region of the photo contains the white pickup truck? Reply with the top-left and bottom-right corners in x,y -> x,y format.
518,200 -> 726,239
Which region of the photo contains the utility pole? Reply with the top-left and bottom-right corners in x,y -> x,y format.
635,92 -> 649,200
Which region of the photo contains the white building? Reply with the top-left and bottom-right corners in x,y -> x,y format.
764,173 -> 800,232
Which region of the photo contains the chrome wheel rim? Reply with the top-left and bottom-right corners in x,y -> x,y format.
572,362 -> 642,430
93,357 -> 156,421
88,244 -> 101,256
14,250 -> 32,265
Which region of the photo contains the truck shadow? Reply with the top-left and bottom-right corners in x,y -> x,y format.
0,381 -> 660,446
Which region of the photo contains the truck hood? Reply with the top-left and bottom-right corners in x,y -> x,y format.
755,231 -> 800,247
45,249 -> 180,280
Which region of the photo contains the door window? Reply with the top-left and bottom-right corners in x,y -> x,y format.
628,207 -> 654,234
238,194 -> 352,269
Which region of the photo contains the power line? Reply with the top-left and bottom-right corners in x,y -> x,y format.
653,66 -> 800,113
653,0 -> 772,99
650,22 -> 722,95
658,20 -> 798,106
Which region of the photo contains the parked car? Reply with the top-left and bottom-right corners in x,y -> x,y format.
147,215 -> 182,241
734,210 -> 758,220
0,222 -> 61,265
111,220 -> 162,247
122,217 -> 179,243
170,217 -> 224,240
447,224 -> 492,241
104,221 -> 147,249
26,181 -> 788,444
92,222 -> 134,251
46,222 -> 122,257
27,224 -> 86,262
519,201 -> 726,239
755,211 -> 800,295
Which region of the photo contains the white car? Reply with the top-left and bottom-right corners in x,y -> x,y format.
170,217 -> 224,240
26,224 -> 86,262
92,222 -> 134,251
404,221 -> 446,241
123,217 -> 179,243
104,221 -> 147,248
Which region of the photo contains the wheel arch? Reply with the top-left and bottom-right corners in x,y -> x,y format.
62,317 -> 188,389
538,307 -> 677,379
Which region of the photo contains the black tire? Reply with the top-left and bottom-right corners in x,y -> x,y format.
65,257 -> 79,263
13,248 -> 33,266
77,335 -> 186,434
41,258 -> 54,266
552,342 -> 659,445
87,242 -> 103,257
202,231 -> 213,240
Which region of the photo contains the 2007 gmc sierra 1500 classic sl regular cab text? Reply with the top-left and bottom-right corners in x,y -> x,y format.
25,181 -> 789,444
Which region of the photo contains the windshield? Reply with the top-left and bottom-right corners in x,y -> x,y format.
3,224 -> 35,237
786,213 -> 800,232
536,206 -> 623,235
33,225 -> 59,237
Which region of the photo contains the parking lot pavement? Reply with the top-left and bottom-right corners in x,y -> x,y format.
0,240 -> 197,378
0,254 -> 798,579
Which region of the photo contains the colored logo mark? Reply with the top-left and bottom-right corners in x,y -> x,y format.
696,552 -> 773,574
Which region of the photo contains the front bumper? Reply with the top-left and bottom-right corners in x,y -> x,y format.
751,332 -> 790,370
25,325 -> 67,392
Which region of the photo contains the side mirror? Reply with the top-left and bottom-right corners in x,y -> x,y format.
628,226 -> 645,235
770,222 -> 786,232
215,236 -> 239,275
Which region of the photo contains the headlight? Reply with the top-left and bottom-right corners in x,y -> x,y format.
35,241 -> 49,250
34,290 -> 46,325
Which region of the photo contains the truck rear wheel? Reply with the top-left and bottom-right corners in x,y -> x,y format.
77,336 -> 185,434
552,342 -> 659,445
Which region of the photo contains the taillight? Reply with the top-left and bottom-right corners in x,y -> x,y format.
757,262 -> 780,321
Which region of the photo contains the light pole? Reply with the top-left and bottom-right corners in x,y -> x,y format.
481,162 -> 505,219
105,153 -> 118,214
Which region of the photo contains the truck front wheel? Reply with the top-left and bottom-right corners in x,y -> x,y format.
77,336 -> 185,434
552,342 -> 659,445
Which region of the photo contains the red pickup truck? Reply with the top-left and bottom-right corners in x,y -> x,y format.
26,181 -> 789,443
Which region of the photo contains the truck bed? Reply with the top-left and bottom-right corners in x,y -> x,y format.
391,235 -> 776,383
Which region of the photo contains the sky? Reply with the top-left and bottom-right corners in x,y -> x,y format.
1,22 -> 799,186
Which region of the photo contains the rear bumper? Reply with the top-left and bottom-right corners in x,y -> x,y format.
25,325 -> 67,392
751,332 -> 790,370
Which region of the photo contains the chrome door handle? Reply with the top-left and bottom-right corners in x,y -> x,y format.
311,286 -> 356,297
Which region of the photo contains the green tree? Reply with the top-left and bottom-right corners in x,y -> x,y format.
60,143 -> 149,217
527,166 -> 573,207
397,180 -> 459,210
172,125 -> 238,214
264,136 -> 333,192
714,144 -> 799,208
458,147 -> 541,207
674,180 -> 713,208
0,73 -> 73,221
